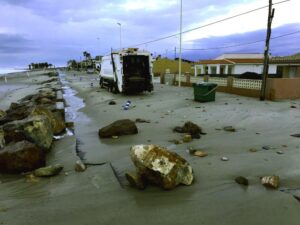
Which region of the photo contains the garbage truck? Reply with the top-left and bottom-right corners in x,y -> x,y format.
99,48 -> 154,94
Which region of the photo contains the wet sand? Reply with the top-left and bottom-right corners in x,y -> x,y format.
1,70 -> 300,225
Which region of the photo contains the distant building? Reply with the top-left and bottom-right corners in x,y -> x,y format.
153,58 -> 194,76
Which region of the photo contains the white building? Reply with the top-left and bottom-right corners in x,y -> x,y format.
194,54 -> 277,76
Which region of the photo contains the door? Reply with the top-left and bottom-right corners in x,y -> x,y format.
289,67 -> 297,78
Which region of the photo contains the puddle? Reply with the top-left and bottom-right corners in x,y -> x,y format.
59,72 -> 91,123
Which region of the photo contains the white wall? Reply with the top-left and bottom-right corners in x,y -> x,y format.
233,64 -> 277,74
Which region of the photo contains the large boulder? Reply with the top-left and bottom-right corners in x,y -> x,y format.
0,109 -> 6,119
0,140 -> 45,173
98,119 -> 138,138
130,144 -> 194,190
30,106 -> 65,135
1,115 -> 53,150
0,128 -> 4,149
0,103 -> 33,125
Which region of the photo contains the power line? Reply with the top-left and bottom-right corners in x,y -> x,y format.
181,30 -> 300,51
130,0 -> 290,47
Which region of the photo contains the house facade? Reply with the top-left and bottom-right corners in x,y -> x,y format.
270,53 -> 300,78
194,53 -> 300,78
194,54 -> 277,76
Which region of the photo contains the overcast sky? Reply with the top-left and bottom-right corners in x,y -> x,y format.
0,0 -> 299,67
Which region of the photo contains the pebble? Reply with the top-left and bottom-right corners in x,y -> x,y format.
112,136 -> 119,139
276,151 -> 284,155
221,156 -> 229,161
261,175 -> 280,189
223,126 -> 236,132
235,176 -> 249,186
249,148 -> 257,153
193,150 -> 208,157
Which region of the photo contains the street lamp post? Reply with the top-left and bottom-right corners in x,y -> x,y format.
178,0 -> 182,87
117,22 -> 122,50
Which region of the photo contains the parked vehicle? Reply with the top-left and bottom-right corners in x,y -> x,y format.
99,48 -> 154,93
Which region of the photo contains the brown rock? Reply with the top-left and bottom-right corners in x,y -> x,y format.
235,176 -> 249,186
1,115 -> 53,150
125,171 -> 146,189
98,119 -> 138,138
261,175 -> 280,189
224,126 -> 236,132
130,144 -> 194,190
182,134 -> 192,143
30,106 -> 65,134
0,140 -> 45,173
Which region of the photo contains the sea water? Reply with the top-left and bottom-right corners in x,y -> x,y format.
0,68 -> 27,77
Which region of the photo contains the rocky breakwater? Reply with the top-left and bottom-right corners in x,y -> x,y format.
0,71 -> 66,174
127,144 -> 194,190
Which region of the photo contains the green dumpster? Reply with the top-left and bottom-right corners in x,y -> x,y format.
193,82 -> 218,102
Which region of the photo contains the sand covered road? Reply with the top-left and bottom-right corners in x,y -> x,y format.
0,70 -> 300,225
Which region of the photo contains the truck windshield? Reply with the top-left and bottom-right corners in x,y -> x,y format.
123,55 -> 149,76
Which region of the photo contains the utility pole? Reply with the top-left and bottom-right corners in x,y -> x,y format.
178,0 -> 183,87
174,47 -> 177,59
260,0 -> 275,101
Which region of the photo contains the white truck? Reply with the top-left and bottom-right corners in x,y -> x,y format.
99,48 -> 154,93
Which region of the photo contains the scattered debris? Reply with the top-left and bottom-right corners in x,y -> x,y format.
183,134 -> 192,143
262,145 -> 275,150
130,144 -> 194,190
125,171 -> 146,190
26,174 -> 40,183
74,160 -> 86,172
223,126 -> 236,132
173,121 -> 205,139
98,119 -> 138,138
261,175 -> 280,189
291,134 -> 300,138
108,100 -> 116,105
221,156 -> 229,161
122,100 -> 132,110
249,148 -> 258,153
235,176 -> 249,186
34,164 -> 63,177
188,148 -> 208,157
135,118 -> 151,123
168,139 -> 183,145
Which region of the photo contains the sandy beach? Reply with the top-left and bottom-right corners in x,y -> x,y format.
0,70 -> 300,225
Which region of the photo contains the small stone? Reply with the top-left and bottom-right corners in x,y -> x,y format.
291,134 -> 300,138
235,176 -> 249,186
249,148 -> 257,153
282,145 -> 288,148
261,175 -> 280,189
169,139 -> 183,145
108,100 -> 116,105
262,146 -> 272,150
183,134 -> 192,143
290,105 -> 297,108
112,136 -> 119,139
125,171 -> 146,190
34,164 -> 63,177
74,160 -> 86,172
223,126 -> 236,132
221,156 -> 229,161
135,118 -> 151,123
276,151 -> 284,155
26,174 -> 39,183
193,150 -> 208,157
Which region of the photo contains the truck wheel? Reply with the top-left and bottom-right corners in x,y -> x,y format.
99,78 -> 104,88
112,84 -> 119,94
